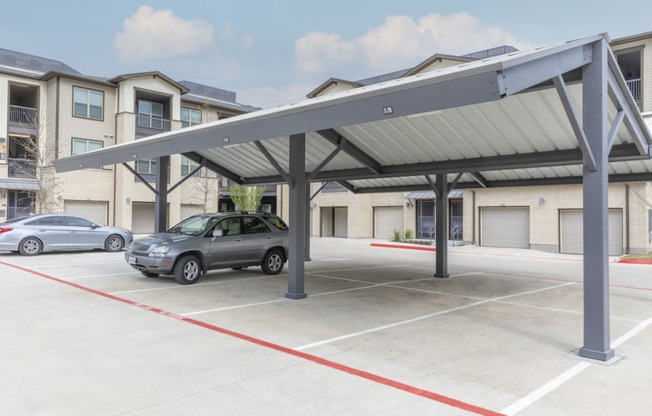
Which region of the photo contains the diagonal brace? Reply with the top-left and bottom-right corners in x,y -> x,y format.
553,75 -> 597,172
254,141 -> 290,184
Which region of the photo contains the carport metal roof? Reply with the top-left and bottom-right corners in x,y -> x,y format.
53,34 -> 652,191
54,34 -> 652,362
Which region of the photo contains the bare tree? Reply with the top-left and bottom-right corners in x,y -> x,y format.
191,168 -> 219,213
14,107 -> 61,213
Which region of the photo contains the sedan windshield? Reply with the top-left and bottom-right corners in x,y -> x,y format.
167,216 -> 218,236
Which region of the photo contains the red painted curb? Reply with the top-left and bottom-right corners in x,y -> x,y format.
0,260 -> 502,416
618,258 -> 652,265
370,242 -> 436,252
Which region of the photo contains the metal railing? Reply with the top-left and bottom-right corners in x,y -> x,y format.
626,78 -> 641,104
9,105 -> 38,124
137,114 -> 172,131
8,158 -> 36,178
7,206 -> 33,219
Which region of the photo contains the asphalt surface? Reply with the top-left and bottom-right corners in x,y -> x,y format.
1,238 -> 651,415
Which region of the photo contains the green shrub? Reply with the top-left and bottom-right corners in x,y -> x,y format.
404,228 -> 413,240
392,229 -> 402,242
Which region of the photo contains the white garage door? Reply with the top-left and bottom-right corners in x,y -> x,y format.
374,206 -> 403,239
64,200 -> 108,225
481,207 -> 530,248
132,202 -> 155,234
334,207 -> 348,238
180,204 -> 203,221
560,209 -> 623,256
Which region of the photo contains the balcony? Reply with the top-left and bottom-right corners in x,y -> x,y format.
626,78 -> 641,106
9,105 -> 38,124
8,158 -> 36,178
136,114 -> 172,138
8,105 -> 38,136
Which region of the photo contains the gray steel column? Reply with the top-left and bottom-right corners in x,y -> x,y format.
579,39 -> 614,361
286,134 -> 307,299
154,156 -> 169,233
434,173 -> 449,278
305,183 -> 311,261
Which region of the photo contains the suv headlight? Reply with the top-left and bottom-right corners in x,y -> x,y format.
149,245 -> 171,258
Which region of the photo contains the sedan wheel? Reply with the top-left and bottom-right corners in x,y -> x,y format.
105,235 -> 125,252
18,238 -> 42,256
174,255 -> 201,285
261,249 -> 284,275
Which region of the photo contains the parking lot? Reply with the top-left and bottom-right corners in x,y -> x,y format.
1,238 -> 652,415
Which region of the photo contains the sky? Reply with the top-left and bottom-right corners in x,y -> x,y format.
2,1 -> 651,109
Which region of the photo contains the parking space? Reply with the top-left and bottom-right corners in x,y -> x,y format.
1,239 -> 652,415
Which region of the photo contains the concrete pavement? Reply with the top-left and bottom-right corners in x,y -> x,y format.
1,238 -> 651,415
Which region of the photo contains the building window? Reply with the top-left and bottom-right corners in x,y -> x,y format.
138,100 -> 164,129
73,87 -> 103,120
136,159 -> 157,174
181,107 -> 202,128
72,138 -> 103,155
180,156 -> 200,176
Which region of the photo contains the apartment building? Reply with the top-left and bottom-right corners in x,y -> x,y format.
301,34 -> 652,255
0,48 -> 266,233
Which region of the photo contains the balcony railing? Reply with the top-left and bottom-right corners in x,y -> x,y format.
8,158 -> 36,178
137,114 -> 172,131
9,105 -> 38,125
626,78 -> 641,105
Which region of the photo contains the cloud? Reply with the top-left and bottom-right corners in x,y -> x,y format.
294,12 -> 532,80
113,6 -> 213,61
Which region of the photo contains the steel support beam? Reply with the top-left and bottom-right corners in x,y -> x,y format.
121,162 -> 158,194
316,129 -> 381,174
607,70 -> 651,156
254,141 -> 290,183
154,156 -> 169,233
579,39 -> 614,362
286,133 -> 307,300
553,75 -> 597,171
242,143 -> 646,185
434,174 -> 449,278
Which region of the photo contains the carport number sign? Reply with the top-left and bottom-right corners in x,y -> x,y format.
383,106 -> 393,115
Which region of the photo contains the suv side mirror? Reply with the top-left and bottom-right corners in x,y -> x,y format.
212,229 -> 223,237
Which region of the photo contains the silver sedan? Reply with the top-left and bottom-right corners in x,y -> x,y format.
0,214 -> 133,256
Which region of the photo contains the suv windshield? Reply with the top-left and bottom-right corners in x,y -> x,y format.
168,215 -> 219,236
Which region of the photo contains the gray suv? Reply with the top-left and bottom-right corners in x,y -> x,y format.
125,212 -> 289,284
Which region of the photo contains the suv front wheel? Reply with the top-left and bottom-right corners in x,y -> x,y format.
174,255 -> 201,284
261,249 -> 284,275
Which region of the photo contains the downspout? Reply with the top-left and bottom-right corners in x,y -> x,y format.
55,78 -> 60,159
112,87 -> 120,226
625,184 -> 630,254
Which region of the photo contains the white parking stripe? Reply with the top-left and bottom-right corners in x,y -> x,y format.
308,264 -> 412,274
611,316 -> 652,348
181,298 -> 289,315
500,362 -> 591,415
110,275 -> 279,294
61,272 -> 136,280
294,282 -> 576,350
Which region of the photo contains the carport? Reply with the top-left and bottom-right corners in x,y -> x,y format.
53,34 -> 652,361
